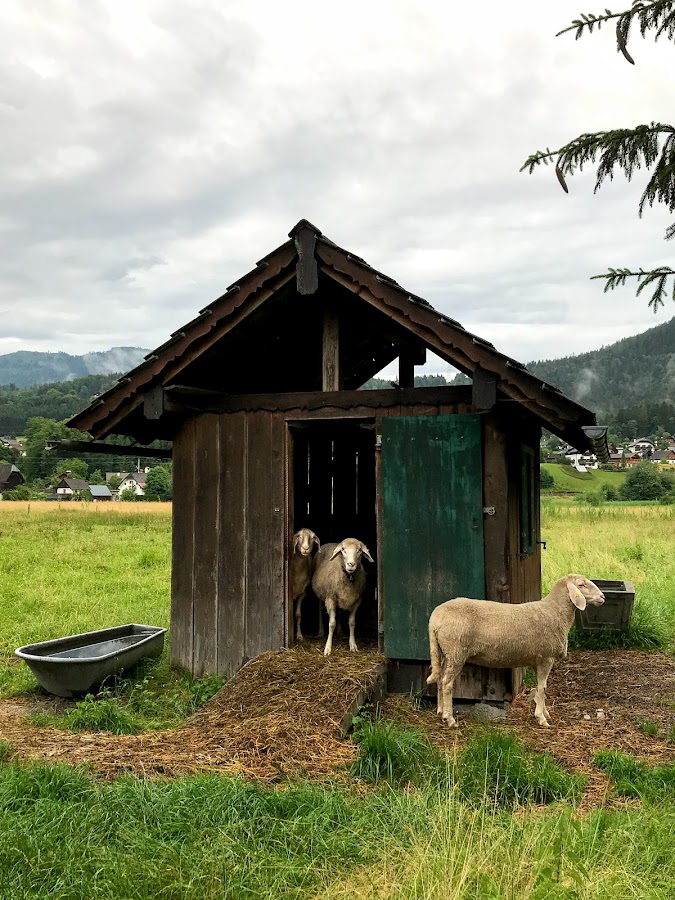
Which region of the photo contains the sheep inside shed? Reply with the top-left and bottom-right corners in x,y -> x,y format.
311,538 -> 373,656
290,528 -> 321,642
426,574 -> 605,728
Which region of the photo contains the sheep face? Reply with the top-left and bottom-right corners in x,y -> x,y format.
565,574 -> 605,611
293,528 -> 320,558
329,538 -> 373,576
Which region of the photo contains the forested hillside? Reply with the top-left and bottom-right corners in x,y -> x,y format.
0,347 -> 148,388
527,317 -> 675,416
0,374 -> 119,435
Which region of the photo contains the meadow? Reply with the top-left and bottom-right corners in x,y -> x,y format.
1,501 -> 675,898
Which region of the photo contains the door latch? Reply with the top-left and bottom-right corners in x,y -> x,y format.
483,506 -> 496,516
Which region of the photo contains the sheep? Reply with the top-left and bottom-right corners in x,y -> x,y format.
426,574 -> 605,728
311,538 -> 373,656
290,528 -> 320,642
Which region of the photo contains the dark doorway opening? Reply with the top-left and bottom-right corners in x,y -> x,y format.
290,419 -> 378,646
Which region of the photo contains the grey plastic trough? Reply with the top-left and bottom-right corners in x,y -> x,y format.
15,624 -> 167,698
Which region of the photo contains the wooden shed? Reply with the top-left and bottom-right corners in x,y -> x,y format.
69,220 -> 609,701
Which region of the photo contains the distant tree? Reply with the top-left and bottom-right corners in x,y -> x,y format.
540,469 -> 555,489
88,469 -> 105,485
107,474 -> 123,491
50,457 -> 89,483
118,486 -> 138,502
619,460 -> 672,500
1,484 -> 34,501
523,2 -> 675,310
144,466 -> 172,501
22,418 -> 89,484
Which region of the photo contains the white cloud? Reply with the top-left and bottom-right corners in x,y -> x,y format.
0,0 -> 672,366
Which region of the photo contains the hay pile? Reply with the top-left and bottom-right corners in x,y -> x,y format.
0,644 -> 386,781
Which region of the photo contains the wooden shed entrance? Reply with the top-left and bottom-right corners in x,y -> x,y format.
68,219 -> 610,702
290,418 -> 377,642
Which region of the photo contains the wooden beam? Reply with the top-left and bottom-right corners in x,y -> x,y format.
292,224 -> 318,295
45,439 -> 172,458
163,384 -> 473,415
322,305 -> 341,391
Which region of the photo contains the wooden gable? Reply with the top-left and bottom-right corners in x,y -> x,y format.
68,220 -> 607,458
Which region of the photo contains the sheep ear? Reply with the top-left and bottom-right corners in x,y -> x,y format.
292,533 -> 300,553
361,544 -> 374,563
329,544 -> 342,560
312,533 -> 321,550
567,582 -> 586,610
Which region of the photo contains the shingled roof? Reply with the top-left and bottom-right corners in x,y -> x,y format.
68,220 -> 607,456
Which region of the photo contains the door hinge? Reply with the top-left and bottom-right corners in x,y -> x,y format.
483,506 -> 496,516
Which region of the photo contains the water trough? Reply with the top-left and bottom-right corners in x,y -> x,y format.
15,624 -> 167,698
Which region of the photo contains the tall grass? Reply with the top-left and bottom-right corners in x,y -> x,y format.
541,503 -> 675,650
3,757 -> 675,900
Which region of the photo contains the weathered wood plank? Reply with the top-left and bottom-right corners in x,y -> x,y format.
472,366 -> 498,411
164,384 -> 472,414
170,418 -> 196,671
322,306 -> 341,392
293,225 -> 319,295
192,414 -> 220,676
245,413 -> 285,659
217,413 -> 248,677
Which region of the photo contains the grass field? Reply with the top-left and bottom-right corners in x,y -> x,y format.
1,502 -> 675,898
541,463 -> 627,496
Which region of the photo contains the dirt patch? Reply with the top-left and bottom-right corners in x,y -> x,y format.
1,649 -> 674,798
379,650 -> 675,809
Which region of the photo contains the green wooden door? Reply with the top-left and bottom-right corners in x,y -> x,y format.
381,415 -> 485,659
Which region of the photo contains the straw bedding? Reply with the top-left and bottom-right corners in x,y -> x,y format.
0,643 -> 386,781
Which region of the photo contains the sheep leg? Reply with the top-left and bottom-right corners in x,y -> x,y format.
348,600 -> 361,652
323,599 -> 337,656
534,658 -> 554,727
316,601 -> 325,638
440,657 -> 464,728
294,589 -> 306,642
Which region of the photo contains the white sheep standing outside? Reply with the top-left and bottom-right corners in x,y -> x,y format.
426,574 -> 605,728
311,538 -> 373,656
290,528 -> 320,642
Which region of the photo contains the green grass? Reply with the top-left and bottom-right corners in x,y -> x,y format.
3,757 -> 675,899
3,504 -> 675,895
541,503 -> 675,651
541,463 -> 627,496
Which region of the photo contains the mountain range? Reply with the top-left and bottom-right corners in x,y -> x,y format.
0,348 -> 149,388
526,316 -> 675,416
0,318 -> 673,433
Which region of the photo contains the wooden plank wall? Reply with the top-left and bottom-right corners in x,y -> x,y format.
170,410 -> 286,677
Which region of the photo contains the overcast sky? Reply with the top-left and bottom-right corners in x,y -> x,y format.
1,0 -> 673,376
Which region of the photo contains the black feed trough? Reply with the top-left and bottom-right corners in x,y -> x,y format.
15,624 -> 167,698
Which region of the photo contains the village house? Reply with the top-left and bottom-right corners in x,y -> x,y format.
55,476 -> 91,499
0,463 -> 24,498
651,449 -> 675,465
116,472 -> 147,497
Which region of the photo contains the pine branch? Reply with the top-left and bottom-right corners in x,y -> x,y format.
521,123 -> 675,240
558,1 -> 675,63
592,266 -> 675,310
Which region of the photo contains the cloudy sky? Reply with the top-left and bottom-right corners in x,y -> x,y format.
1,0 -> 673,376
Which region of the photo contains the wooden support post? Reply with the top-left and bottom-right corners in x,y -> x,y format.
472,366 -> 498,411
290,220 -> 319,295
398,345 -> 426,389
322,306 -> 341,392
144,384 -> 164,420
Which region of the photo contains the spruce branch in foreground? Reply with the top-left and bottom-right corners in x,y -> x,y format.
523,2 -> 675,308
